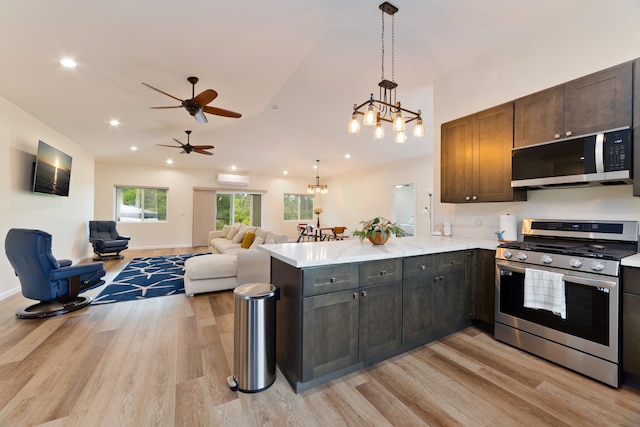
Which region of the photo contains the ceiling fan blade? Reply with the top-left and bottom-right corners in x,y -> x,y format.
172,138 -> 187,147
203,105 -> 242,118
193,149 -> 214,156
150,106 -> 182,109
142,82 -> 184,102
193,89 -> 218,106
156,144 -> 182,149
192,144 -> 214,150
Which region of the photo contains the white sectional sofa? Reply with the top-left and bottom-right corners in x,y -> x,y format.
183,224 -> 289,297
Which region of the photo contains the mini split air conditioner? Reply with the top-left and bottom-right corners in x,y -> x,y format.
217,173 -> 249,186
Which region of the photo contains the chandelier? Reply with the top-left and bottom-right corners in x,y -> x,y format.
307,160 -> 328,194
348,2 -> 425,143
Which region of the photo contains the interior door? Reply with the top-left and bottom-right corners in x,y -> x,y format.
192,188 -> 216,247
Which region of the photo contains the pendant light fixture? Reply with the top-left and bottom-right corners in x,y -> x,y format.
348,2 -> 425,143
307,160 -> 328,194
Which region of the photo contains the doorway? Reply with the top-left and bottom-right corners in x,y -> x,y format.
392,183 -> 415,236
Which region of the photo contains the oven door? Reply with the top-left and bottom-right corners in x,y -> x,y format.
495,260 -> 619,363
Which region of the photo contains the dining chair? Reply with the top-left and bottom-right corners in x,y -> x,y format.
329,226 -> 347,240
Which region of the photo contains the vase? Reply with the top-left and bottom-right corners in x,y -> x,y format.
316,215 -> 320,227
367,231 -> 389,245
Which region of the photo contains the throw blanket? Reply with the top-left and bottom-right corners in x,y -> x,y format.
523,268 -> 566,319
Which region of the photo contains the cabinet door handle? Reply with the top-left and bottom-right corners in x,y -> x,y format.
565,130 -> 572,137
361,290 -> 368,297
353,292 -> 358,299
472,195 -> 477,200
379,270 -> 386,276
554,133 -> 561,139
465,196 -> 471,201
330,277 -> 337,283
419,265 -> 426,270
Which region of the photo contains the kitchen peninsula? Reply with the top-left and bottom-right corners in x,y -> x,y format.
259,236 -> 498,393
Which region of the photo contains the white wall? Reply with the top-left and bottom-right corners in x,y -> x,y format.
94,162 -> 316,247
321,155 -> 435,238
433,0 -> 640,240
0,96 -> 96,299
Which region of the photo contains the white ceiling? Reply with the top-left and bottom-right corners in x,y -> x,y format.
0,0 -> 595,179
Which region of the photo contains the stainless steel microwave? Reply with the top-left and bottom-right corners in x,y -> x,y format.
511,127 -> 631,189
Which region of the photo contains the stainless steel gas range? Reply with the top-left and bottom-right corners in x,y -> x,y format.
495,218 -> 639,387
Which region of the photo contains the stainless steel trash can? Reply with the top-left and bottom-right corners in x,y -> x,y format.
228,283 -> 279,393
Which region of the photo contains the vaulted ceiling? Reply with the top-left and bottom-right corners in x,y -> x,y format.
0,0 -> 596,179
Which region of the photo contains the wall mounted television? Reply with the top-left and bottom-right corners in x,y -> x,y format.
32,140 -> 72,197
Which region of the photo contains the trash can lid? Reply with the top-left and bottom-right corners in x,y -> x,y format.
234,283 -> 277,300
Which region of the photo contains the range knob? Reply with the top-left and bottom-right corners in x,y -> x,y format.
569,258 -> 583,268
503,250 -> 513,259
517,252 -> 528,261
541,255 -> 553,264
589,261 -> 605,272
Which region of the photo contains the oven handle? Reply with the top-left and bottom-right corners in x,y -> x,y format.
497,263 -> 617,289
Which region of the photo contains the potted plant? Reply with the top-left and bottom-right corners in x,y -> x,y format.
352,216 -> 406,245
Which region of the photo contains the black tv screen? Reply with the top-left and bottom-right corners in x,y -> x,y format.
32,140 -> 72,197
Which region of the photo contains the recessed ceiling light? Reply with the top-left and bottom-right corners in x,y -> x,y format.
166,159 -> 173,165
60,58 -> 77,68
283,170 -> 288,175
109,119 -> 120,126
345,153 -> 351,159
130,146 -> 138,151
231,165 -> 237,171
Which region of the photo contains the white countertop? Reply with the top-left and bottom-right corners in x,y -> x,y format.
621,253 -> 640,268
258,236 -> 499,268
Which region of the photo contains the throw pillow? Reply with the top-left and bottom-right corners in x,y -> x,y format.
250,236 -> 265,249
220,225 -> 233,238
241,231 -> 255,249
266,238 -> 276,245
232,230 -> 247,244
227,227 -> 239,240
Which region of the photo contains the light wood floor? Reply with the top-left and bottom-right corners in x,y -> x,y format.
0,247 -> 639,426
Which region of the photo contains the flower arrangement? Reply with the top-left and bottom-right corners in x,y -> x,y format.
313,207 -> 323,215
352,216 -> 406,243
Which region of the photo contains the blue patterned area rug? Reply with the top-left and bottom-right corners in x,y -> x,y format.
92,254 -> 204,305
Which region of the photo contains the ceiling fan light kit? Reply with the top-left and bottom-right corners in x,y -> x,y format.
348,2 -> 425,142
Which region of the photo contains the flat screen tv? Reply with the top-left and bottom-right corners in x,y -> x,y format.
32,140 -> 72,197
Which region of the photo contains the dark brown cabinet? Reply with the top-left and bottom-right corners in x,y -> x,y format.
272,251 -> 472,393
358,259 -> 403,361
514,61 -> 632,148
301,289 -> 358,382
441,102 -> 525,203
622,267 -> 640,385
402,251 -> 472,347
474,249 -> 496,329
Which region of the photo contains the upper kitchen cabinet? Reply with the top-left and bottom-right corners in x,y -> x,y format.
441,102 -> 526,203
514,61 -> 633,148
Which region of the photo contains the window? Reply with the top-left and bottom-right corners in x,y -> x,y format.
216,192 -> 262,230
116,186 -> 167,222
284,194 -> 314,221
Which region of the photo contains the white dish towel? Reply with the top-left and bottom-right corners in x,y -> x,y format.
523,268 -> 566,319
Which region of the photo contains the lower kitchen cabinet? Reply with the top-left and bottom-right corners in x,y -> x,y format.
272,251 -> 472,393
301,289 -> 358,382
475,249 -> 496,329
622,266 -> 640,386
402,252 -> 471,346
358,281 -> 403,361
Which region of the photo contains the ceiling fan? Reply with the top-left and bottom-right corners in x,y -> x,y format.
156,130 -> 214,156
142,76 -> 241,124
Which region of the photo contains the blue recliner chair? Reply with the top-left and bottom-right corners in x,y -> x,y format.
5,228 -> 106,319
89,220 -> 130,260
